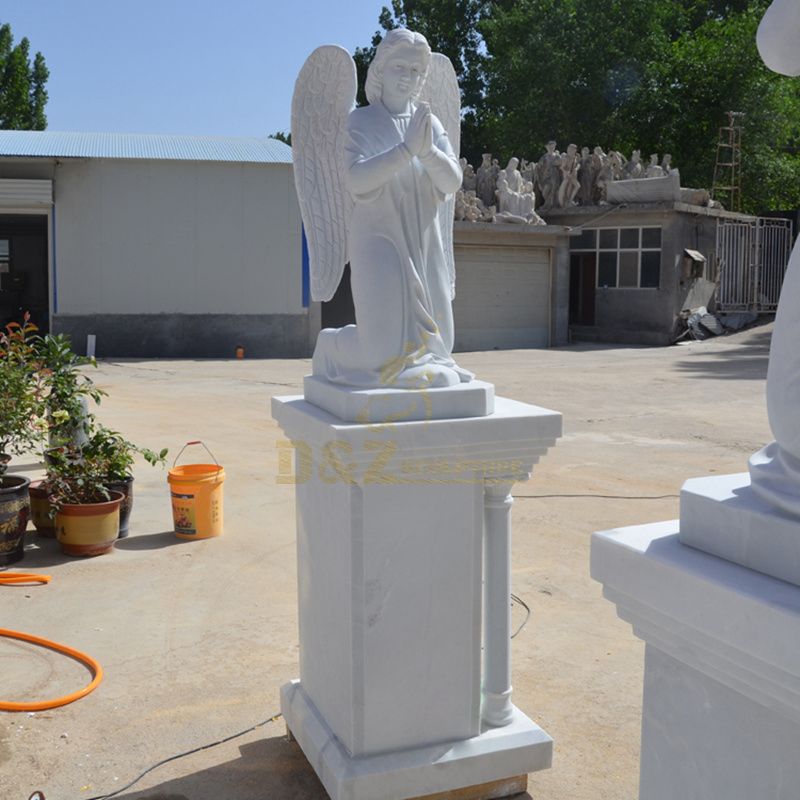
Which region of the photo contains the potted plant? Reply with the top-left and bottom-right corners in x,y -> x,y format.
24,332 -> 105,538
35,332 -> 104,449
46,437 -> 123,557
0,315 -> 48,564
46,425 -> 167,554
84,425 -> 167,537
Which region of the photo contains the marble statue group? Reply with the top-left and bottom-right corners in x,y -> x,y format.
456,143 -> 680,223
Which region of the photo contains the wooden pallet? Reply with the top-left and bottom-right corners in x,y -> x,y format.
286,727 -> 528,800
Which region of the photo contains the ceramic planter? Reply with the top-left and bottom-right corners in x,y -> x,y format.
56,491 -> 123,557
0,475 -> 31,566
28,480 -> 56,538
106,476 -> 133,538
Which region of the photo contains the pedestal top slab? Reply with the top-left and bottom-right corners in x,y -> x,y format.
273,394 -> 561,444
679,472 -> 800,587
303,375 -> 495,423
272,394 -> 562,480
591,521 -> 800,724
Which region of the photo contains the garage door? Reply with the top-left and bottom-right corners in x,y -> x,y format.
452,244 -> 551,351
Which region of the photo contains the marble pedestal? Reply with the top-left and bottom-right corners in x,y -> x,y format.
592,521 -> 800,800
272,393 -> 561,800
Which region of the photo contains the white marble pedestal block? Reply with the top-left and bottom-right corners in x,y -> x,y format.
272,394 -> 561,800
592,521 -> 800,800
680,472 -> 800,587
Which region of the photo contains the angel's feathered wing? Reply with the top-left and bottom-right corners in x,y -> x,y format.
418,53 -> 461,299
291,46 -> 357,302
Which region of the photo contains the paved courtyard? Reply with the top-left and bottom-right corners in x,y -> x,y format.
2,323 -> 773,800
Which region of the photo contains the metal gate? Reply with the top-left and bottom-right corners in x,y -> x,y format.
716,217 -> 793,311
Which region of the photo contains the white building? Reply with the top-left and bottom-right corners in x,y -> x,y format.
0,131 -> 313,357
0,130 -> 571,357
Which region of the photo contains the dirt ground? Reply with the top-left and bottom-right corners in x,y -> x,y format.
1,323 -> 773,800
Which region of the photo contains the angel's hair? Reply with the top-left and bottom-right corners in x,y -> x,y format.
366,28 -> 432,106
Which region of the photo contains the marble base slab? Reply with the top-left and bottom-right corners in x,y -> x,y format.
281,680 -> 552,800
303,375 -> 495,423
679,472 -> 800,586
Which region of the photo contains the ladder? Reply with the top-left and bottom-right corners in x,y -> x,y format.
711,111 -> 744,212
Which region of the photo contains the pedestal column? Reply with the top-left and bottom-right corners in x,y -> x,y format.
272,393 -> 561,800
482,480 -> 515,727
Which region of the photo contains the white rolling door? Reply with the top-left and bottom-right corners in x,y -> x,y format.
453,244 -> 551,351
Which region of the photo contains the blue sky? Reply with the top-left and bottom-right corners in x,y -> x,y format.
2,0 -> 387,137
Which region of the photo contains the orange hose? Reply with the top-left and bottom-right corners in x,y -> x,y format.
0,627 -> 103,712
0,572 -> 52,586
0,573 -> 103,712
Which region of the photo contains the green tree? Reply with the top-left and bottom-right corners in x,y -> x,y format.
356,1 -> 800,212
354,1 -> 487,155
269,130 -> 292,146
0,22 -> 49,130
479,0 -> 800,212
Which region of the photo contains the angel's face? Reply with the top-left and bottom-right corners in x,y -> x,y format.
381,45 -> 427,108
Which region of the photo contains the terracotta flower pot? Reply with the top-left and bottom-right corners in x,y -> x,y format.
56,491 -> 123,557
0,475 -> 31,566
28,480 -> 56,538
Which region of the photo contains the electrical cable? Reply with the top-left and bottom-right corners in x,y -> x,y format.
82,713 -> 282,800
510,593 -> 530,639
514,492 -> 679,500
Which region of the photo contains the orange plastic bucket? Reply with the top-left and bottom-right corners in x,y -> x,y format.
168,442 -> 224,539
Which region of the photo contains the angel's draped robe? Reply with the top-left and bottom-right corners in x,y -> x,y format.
312,102 -> 470,389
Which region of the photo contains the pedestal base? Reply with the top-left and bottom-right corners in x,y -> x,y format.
592,521 -> 800,800
281,680 -> 552,800
679,472 -> 800,586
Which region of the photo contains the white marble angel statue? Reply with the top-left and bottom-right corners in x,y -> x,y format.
292,29 -> 473,389
748,0 -> 800,515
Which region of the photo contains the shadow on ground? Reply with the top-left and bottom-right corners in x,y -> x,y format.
114,531 -> 189,551
12,530 -> 187,567
110,735 -> 534,800
675,331 -> 772,381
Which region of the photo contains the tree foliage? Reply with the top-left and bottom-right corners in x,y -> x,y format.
0,22 -> 49,130
357,1 -> 800,212
354,1 -> 487,155
269,130 -> 292,146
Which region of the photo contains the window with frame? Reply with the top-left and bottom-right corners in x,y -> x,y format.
570,226 -> 662,289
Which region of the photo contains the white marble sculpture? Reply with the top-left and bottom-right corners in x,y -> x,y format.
557,143 -> 580,207
455,188 -> 495,223
645,153 -> 666,178
537,140 -> 561,210
592,15 -> 800,799
476,152 -> 496,208
461,161 -> 477,193
748,0 -> 800,516
578,146 -> 595,205
292,30 -> 473,391
492,157 -> 544,225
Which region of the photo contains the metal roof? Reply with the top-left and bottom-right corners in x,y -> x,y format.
0,130 -> 293,164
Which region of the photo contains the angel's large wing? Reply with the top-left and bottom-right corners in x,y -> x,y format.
418,53 -> 461,299
291,46 -> 356,302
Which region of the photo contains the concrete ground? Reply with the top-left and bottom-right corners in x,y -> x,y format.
1,323 -> 773,800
